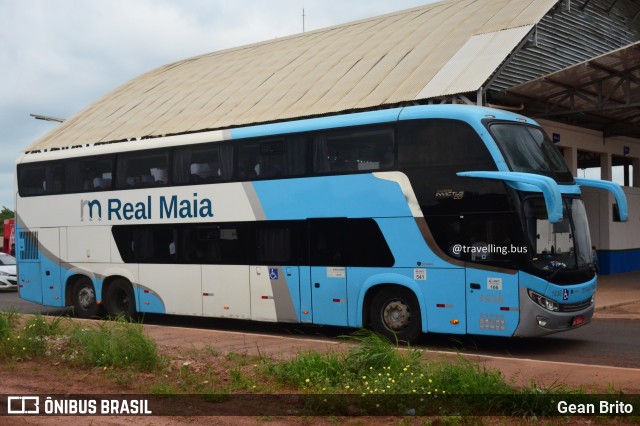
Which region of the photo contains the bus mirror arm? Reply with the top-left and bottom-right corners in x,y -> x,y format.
456,171 -> 563,223
574,178 -> 628,222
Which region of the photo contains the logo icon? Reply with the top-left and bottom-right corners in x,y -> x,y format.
563,289 -> 569,301
80,199 -> 102,221
7,396 -> 40,414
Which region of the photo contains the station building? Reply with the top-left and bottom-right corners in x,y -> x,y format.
28,0 -> 640,273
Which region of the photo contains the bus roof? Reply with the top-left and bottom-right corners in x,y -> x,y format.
19,105 -> 536,163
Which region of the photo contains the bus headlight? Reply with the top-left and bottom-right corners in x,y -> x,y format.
528,290 -> 559,312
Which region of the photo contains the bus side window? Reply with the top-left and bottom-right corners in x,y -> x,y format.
174,144 -> 233,185
18,165 -> 47,195
313,128 -> 394,174
19,163 -> 65,196
117,151 -> 169,189
256,224 -> 294,265
66,156 -> 115,193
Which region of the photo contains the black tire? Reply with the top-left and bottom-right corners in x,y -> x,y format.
104,278 -> 136,318
370,286 -> 422,344
73,277 -> 101,319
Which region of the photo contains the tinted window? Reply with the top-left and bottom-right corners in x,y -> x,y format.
310,219 -> 346,266
113,219 -> 392,267
256,224 -> 294,264
112,226 -> 177,263
18,162 -> 64,196
397,119 -> 506,214
237,136 -> 306,180
313,128 -> 394,173
428,213 -> 524,268
347,219 -> 395,267
66,155 -> 115,192
174,144 -> 233,184
116,151 -> 170,189
309,218 -> 394,267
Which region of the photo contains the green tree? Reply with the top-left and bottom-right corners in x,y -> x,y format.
0,207 -> 14,237
0,206 -> 14,222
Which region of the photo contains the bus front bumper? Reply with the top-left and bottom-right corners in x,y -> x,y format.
513,287 -> 594,337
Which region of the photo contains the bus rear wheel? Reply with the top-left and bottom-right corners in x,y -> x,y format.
104,279 -> 136,319
73,277 -> 101,319
370,287 -> 422,344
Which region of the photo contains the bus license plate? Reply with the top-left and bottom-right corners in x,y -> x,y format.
571,316 -> 585,327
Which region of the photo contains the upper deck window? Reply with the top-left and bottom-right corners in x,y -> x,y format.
237,136 -> 307,180
116,151 -> 170,189
313,128 -> 394,174
18,162 -> 64,196
66,156 -> 115,192
173,144 -> 233,184
489,123 -> 573,183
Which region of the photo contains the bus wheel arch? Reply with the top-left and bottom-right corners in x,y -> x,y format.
365,284 -> 423,344
69,275 -> 102,319
103,276 -> 137,319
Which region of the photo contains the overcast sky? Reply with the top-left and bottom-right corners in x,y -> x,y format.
0,0 -> 443,209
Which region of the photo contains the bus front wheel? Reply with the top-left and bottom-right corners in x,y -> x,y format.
104,279 -> 136,319
73,277 -> 101,319
370,287 -> 422,344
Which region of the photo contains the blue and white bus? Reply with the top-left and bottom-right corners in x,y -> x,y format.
15,105 -> 628,342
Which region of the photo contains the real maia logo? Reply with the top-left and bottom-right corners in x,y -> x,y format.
80,194 -> 214,221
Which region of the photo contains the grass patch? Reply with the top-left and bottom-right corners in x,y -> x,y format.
0,314 -> 64,360
261,330 -> 561,415
2,313 -> 636,418
67,317 -> 160,371
0,313 -> 160,372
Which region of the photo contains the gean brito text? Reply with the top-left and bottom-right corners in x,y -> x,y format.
80,194 -> 214,221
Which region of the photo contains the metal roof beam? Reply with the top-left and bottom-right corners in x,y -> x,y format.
539,100 -> 640,116
606,0 -> 622,14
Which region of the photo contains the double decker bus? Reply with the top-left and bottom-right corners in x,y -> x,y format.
15,105 -> 627,342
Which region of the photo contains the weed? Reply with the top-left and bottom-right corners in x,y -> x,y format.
0,314 -> 64,360
148,382 -> 179,395
344,329 -> 421,372
68,317 -> 160,371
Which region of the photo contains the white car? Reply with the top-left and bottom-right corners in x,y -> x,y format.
0,253 -> 17,291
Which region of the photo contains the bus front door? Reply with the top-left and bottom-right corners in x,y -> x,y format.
308,219 -> 348,327
465,268 -> 519,336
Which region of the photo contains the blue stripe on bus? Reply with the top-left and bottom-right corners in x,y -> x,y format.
230,108 -> 403,139
252,174 -> 413,219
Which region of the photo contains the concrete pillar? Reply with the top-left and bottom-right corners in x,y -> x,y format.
563,146 -> 578,177
633,157 -> 640,188
600,153 -> 612,181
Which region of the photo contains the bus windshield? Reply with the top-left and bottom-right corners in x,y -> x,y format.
524,197 -> 592,272
490,123 -> 574,183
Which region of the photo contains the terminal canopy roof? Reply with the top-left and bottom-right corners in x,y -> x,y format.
506,41 -> 640,139
27,0 -> 559,152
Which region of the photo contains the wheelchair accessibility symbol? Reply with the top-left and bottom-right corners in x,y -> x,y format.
269,268 -> 279,280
